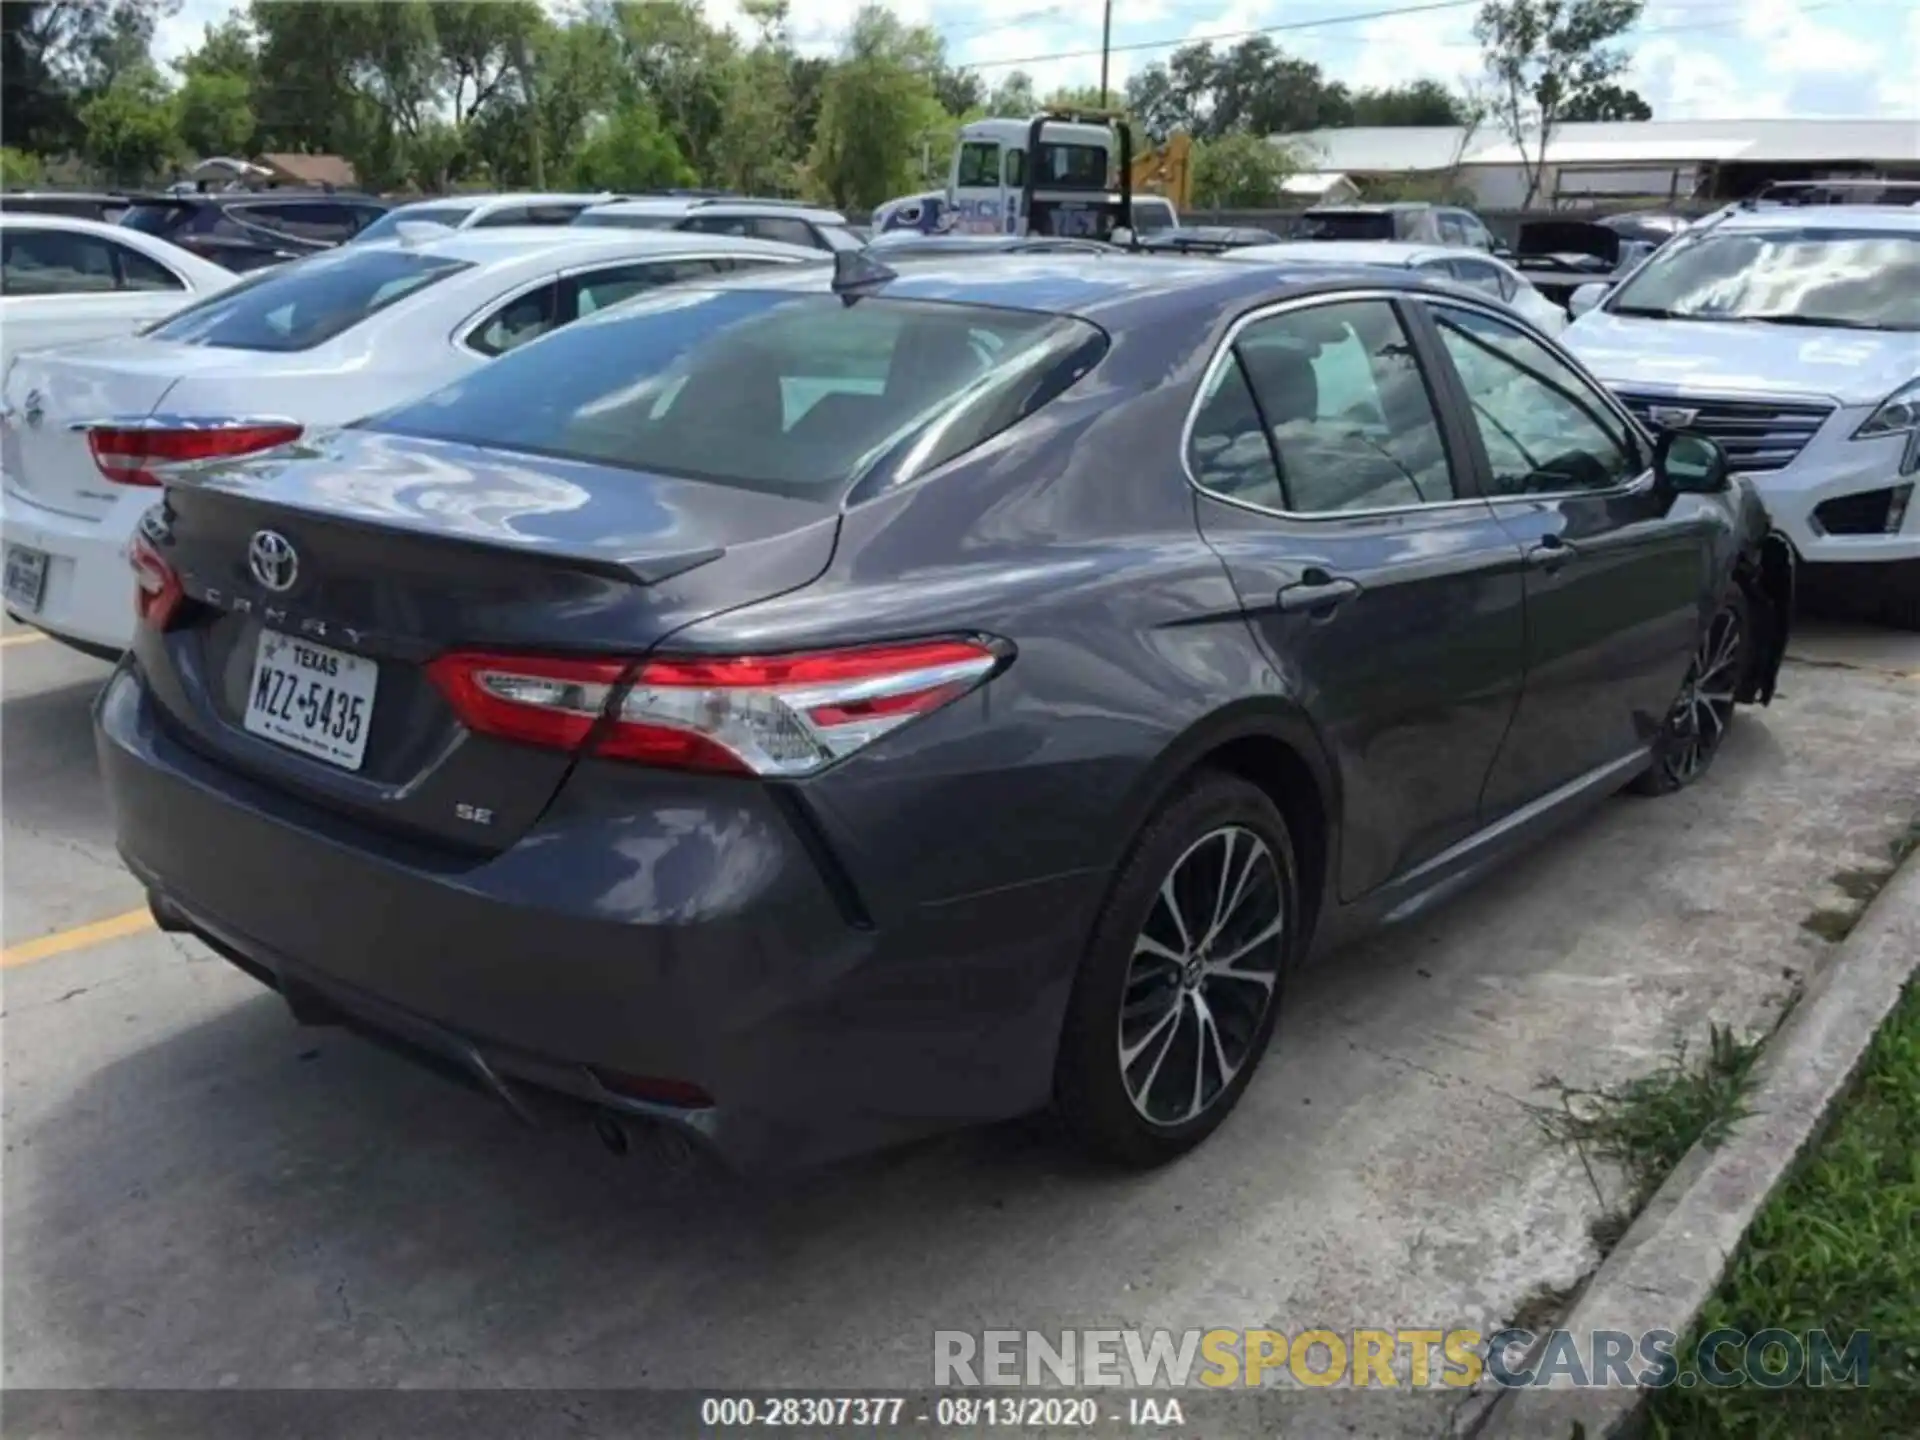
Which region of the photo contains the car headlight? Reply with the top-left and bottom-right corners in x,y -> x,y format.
1854,378 -> 1920,439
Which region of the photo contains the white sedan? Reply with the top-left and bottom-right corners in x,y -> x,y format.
1,213 -> 237,375
0,226 -> 822,656
1226,240 -> 1569,335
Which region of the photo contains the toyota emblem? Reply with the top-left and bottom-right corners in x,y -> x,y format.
1646,405 -> 1699,430
22,389 -> 45,429
247,529 -> 299,592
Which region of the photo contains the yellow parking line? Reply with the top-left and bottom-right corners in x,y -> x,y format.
1,909 -> 156,969
0,631 -> 48,649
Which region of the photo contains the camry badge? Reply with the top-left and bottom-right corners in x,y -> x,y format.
247,529 -> 299,593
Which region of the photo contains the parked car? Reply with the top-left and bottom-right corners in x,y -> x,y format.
0,191 -> 140,223
1224,240 -> 1569,333
350,192 -> 616,244
1510,212 -> 1690,306
1132,225 -> 1282,254
1293,202 -> 1501,252
1561,202 -> 1920,628
0,213 -> 237,375
863,232 -> 1115,256
97,253 -> 1791,1174
1,227 -> 821,657
574,196 -> 866,252
116,189 -> 392,272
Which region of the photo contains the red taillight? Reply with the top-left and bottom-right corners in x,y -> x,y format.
87,423 -> 303,487
129,534 -> 185,631
426,638 -> 1004,776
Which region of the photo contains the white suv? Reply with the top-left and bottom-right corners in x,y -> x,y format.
1562,204 -> 1920,627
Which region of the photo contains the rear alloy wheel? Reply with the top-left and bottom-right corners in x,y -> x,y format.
1056,771 -> 1298,1166
1631,590 -> 1748,796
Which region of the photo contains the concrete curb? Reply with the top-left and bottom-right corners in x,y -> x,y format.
1472,851 -> 1920,1440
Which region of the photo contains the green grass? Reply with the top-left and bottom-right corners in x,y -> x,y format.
1533,1023 -> 1765,1253
1648,977 -> 1920,1438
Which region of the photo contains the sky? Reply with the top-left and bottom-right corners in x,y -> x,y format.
152,0 -> 1920,125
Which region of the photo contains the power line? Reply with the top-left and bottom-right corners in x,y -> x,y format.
953,0 -> 1483,72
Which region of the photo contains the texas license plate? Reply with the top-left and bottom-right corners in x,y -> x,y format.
3,545 -> 48,614
243,629 -> 377,770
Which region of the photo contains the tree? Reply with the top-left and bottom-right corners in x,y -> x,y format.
1475,0 -> 1645,206
567,101 -> 695,191
1349,80 -> 1466,126
986,70 -> 1035,117
0,145 -> 45,188
174,69 -> 254,157
4,0 -> 177,154
1191,131 -> 1294,208
175,14 -> 258,83
1124,65 -> 1184,143
931,59 -> 982,116
79,62 -> 178,184
807,6 -> 944,208
1562,80 -> 1651,121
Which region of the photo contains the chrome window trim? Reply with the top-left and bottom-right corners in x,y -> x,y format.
449,251 -> 805,356
1178,286 -> 1654,522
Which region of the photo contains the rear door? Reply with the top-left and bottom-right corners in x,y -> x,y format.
1189,292 -> 1529,900
1417,297 -> 1706,816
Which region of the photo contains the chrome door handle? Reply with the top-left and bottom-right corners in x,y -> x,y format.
1277,573 -> 1361,615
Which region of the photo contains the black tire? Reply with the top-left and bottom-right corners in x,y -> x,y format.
1630,585 -> 1750,797
1055,769 -> 1301,1167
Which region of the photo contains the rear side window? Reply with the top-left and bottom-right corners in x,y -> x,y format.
1297,211 -> 1395,241
145,248 -> 472,351
369,291 -> 1105,500
118,203 -> 192,236
239,201 -> 359,243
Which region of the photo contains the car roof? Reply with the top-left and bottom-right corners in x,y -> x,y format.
129,189 -> 387,206
1226,240 -> 1436,265
689,201 -> 848,223
1710,205 -> 1920,234
396,192 -> 612,215
0,211 -> 167,241
704,251 -> 1441,326
1306,202 -> 1437,214
354,226 -> 828,267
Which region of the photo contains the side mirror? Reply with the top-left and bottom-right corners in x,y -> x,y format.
1491,238 -> 1514,258
1568,282 -> 1609,317
1655,428 -> 1729,494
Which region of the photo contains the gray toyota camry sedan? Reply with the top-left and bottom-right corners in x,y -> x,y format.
96,252 -> 1793,1172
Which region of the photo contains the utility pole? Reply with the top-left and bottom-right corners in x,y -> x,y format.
1098,0 -> 1113,108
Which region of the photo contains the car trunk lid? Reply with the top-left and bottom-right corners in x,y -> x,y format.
140,428 -> 840,853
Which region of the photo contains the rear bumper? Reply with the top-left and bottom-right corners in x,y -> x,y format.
0,483 -> 143,652
96,662 -> 1089,1171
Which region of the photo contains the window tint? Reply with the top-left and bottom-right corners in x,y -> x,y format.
239,201 -> 358,242
147,248 -> 472,351
1188,356 -> 1284,508
748,217 -> 820,249
1434,304 -> 1642,496
1448,258 -> 1507,298
472,206 -> 530,228
354,205 -> 474,244
113,243 -> 183,291
1295,210 -> 1395,241
956,142 -> 999,187
1005,149 -> 1025,187
1437,213 -> 1466,246
1,228 -> 118,294
1035,142 -> 1108,190
1205,300 -> 1456,513
573,258 -> 719,316
468,280 -> 564,356
117,203 -> 192,236
369,292 -> 1103,500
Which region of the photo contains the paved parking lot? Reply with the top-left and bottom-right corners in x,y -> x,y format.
4,614 -> 1917,1430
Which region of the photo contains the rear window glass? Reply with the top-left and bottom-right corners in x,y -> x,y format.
367,290 -> 1105,499
1297,211 -> 1397,241
354,205 -> 475,243
144,248 -> 471,352
118,203 -> 193,235
573,210 -> 679,230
